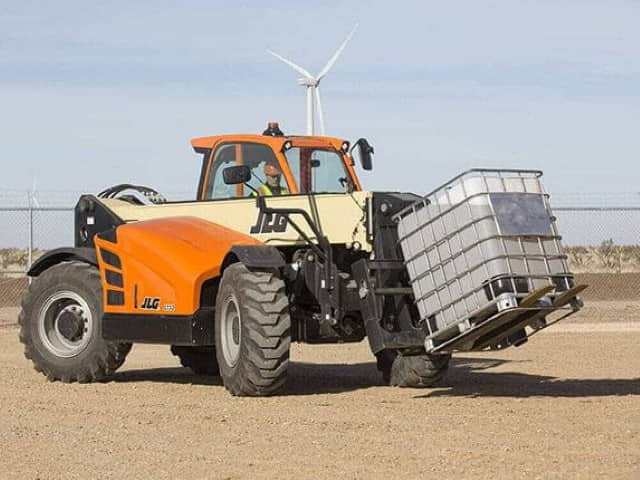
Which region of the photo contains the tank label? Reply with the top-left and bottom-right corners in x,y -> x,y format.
490,193 -> 553,236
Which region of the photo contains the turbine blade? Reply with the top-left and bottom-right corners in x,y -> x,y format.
316,23 -> 358,80
315,87 -> 325,135
266,49 -> 314,79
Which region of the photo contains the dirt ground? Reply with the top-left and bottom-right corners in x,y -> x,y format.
575,273 -> 640,301
1,303 -> 638,479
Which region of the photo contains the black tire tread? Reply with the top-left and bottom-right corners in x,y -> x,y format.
388,352 -> 451,387
18,261 -> 131,383
170,346 -> 220,375
216,264 -> 290,396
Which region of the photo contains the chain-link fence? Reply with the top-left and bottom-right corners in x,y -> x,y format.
1,200 -> 639,313
0,205 -> 74,308
554,207 -> 640,302
555,207 -> 640,246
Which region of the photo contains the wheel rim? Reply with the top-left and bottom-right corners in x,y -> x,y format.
220,294 -> 242,367
37,290 -> 93,358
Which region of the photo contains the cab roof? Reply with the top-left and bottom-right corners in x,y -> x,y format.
190,134 -> 348,155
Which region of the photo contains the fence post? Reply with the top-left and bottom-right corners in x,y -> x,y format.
28,193 -> 33,284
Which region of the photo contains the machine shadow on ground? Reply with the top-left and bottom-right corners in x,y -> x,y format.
113,356 -> 640,398
111,361 -> 384,395
419,356 -> 640,399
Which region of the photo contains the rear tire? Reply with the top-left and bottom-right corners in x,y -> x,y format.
170,346 -> 219,375
378,351 -> 451,387
215,264 -> 290,396
19,261 -> 131,383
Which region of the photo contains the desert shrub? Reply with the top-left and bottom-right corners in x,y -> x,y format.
565,241 -> 640,273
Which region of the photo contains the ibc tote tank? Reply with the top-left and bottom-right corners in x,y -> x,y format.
394,169 -> 574,348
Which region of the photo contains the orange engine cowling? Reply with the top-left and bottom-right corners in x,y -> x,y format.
94,216 -> 262,316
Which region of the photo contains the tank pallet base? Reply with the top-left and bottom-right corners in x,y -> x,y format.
424,284 -> 587,354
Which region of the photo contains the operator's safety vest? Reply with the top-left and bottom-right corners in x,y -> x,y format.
254,184 -> 288,196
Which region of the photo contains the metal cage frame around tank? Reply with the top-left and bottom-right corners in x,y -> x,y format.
393,168 -> 574,340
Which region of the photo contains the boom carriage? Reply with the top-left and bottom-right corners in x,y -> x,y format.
20,127 -> 585,395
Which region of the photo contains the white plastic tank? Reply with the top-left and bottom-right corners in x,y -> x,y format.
394,169 -> 571,337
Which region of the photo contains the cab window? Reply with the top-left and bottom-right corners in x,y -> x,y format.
204,143 -> 282,199
285,148 -> 352,193
205,144 -> 236,199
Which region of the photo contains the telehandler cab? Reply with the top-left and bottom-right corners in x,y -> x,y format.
20,123 -> 585,396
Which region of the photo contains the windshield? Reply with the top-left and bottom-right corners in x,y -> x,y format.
285,147 -> 352,194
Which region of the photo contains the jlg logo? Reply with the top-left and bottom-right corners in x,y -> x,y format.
140,297 -> 160,310
250,212 -> 288,234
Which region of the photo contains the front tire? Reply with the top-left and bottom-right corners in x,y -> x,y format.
378,351 -> 451,387
19,261 -> 131,383
215,264 -> 290,396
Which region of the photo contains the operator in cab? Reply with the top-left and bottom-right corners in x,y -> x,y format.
256,164 -> 288,196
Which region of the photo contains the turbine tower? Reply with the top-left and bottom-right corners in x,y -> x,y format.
267,24 -> 358,136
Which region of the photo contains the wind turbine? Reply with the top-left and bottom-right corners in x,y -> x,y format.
28,175 -> 40,208
267,24 -> 358,136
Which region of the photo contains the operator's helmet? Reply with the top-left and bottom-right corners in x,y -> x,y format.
264,164 -> 282,177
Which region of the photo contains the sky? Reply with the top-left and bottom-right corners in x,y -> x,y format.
1,0 -> 639,205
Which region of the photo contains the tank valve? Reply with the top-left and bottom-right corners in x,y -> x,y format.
496,293 -> 518,311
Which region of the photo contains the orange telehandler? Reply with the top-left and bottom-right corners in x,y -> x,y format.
20,123 -> 585,395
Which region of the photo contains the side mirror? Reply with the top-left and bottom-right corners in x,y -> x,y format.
223,165 -> 251,185
351,138 -> 374,170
